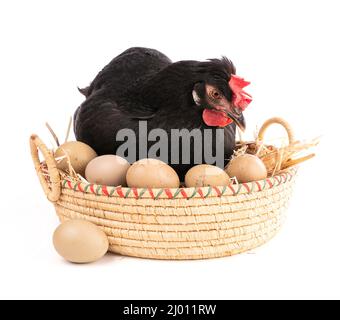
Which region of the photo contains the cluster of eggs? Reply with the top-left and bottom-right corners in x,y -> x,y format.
55,140 -> 268,189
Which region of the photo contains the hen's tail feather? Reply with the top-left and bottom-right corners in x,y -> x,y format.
78,86 -> 90,97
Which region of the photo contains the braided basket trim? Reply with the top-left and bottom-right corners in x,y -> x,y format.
61,167 -> 297,200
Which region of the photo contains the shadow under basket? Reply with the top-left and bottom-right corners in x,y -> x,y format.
30,120 -> 298,260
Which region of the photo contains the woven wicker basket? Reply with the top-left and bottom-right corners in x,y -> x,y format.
30,118 -> 297,260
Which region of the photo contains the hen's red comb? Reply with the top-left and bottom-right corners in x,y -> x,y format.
229,74 -> 252,111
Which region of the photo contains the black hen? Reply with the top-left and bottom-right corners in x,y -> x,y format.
74,47 -> 247,180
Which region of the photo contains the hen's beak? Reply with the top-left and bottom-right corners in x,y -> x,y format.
207,93 -> 246,131
227,107 -> 246,132
217,102 -> 246,131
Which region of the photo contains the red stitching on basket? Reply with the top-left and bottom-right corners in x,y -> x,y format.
132,188 -> 139,199
255,181 -> 262,191
67,180 -> 73,190
164,188 -> 173,199
77,183 -> 84,192
180,189 -> 188,198
266,179 -> 273,188
115,187 -> 124,198
228,185 -> 236,195
197,188 -> 204,198
213,186 -> 221,197
89,184 -> 95,194
242,183 -> 251,193
148,188 -> 155,199
274,176 -> 281,185
102,185 -> 109,196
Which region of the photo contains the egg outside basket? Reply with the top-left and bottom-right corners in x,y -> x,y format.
30,118 -> 298,260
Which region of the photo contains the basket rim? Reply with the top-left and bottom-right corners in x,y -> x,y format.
60,167 -> 297,200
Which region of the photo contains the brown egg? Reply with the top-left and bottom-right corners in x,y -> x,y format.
85,155 -> 130,186
185,164 -> 230,187
126,158 -> 180,188
53,220 -> 109,264
225,154 -> 268,183
55,141 -> 97,177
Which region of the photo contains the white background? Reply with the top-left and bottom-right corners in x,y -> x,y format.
0,0 -> 339,300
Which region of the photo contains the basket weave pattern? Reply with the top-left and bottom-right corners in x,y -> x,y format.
57,176 -> 295,259
30,118 -> 297,260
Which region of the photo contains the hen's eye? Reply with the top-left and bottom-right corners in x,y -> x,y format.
211,90 -> 221,99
